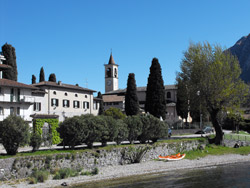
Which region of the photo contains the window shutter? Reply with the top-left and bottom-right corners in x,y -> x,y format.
87,102 -> 89,109
39,103 -> 41,111
56,99 -> 58,106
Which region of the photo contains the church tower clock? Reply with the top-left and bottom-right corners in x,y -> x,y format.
104,53 -> 119,93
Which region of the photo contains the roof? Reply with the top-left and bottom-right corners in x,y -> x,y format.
108,53 -> 116,65
103,95 -> 125,102
0,64 -> 12,70
94,97 -> 103,101
32,81 -> 96,93
104,85 -> 177,95
30,114 -> 59,119
0,79 -> 38,90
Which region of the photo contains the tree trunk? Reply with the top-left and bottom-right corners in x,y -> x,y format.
208,110 -> 223,145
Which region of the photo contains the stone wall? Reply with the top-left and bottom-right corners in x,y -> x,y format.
223,139 -> 250,147
0,139 -> 205,180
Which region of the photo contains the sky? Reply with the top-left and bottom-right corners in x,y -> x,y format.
1,0 -> 250,94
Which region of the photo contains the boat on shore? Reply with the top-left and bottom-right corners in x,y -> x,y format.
158,153 -> 186,161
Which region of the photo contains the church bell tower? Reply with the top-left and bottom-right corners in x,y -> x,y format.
104,53 -> 119,93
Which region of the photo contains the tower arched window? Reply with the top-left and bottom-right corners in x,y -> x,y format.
106,68 -> 111,77
114,68 -> 117,78
167,92 -> 171,99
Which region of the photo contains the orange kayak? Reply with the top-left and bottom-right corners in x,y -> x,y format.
158,153 -> 186,161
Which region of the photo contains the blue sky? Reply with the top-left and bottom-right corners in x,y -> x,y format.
1,0 -> 250,94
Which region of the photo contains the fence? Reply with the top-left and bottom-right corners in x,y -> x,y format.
224,133 -> 250,142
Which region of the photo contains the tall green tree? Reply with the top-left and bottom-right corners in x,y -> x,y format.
145,58 -> 166,119
125,73 -> 139,116
1,43 -> 18,81
39,67 -> 45,82
177,42 -> 249,145
32,75 -> 36,84
97,91 -> 104,115
48,73 -> 56,82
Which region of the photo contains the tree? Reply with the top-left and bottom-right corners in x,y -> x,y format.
145,58 -> 166,119
0,115 -> 30,155
114,119 -> 128,145
103,107 -> 126,120
32,75 -> 36,84
48,73 -> 56,82
39,67 -> 45,82
97,92 -> 104,115
177,42 -> 249,145
57,116 -> 87,149
30,132 -> 42,152
125,73 -> 139,116
124,115 -> 142,144
100,116 -> 119,146
1,43 -> 18,81
176,77 -> 189,122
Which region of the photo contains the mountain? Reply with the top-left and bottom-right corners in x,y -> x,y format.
228,34 -> 250,83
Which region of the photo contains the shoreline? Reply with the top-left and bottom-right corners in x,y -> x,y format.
1,153 -> 250,188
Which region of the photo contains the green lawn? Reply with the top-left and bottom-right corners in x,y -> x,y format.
185,144 -> 250,160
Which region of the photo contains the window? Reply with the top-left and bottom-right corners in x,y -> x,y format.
75,94 -> 78,97
51,98 -> 59,107
10,88 -> 14,102
167,92 -> 171,99
106,68 -> 111,77
73,100 -> 80,108
0,107 -> 4,115
113,102 -> 119,105
53,91 -> 57,95
114,68 -> 117,78
64,93 -> 68,96
93,101 -> 97,110
16,107 -> 20,115
63,99 -> 70,108
34,102 -> 41,111
10,107 -> 14,115
85,95 -> 88,98
83,101 -> 89,109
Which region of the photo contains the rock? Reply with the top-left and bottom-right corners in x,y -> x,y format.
61,182 -> 68,186
234,143 -> 240,148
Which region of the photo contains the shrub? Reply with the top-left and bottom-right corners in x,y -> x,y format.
30,132 -> 42,152
100,116 -> 119,146
53,168 -> 78,180
57,116 -> 87,149
30,169 -> 49,183
103,107 -> 126,120
148,115 -> 168,143
124,115 -> 142,144
114,119 -> 128,145
91,167 -> 99,175
0,115 -> 30,155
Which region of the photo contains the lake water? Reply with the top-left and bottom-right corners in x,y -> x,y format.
76,162 -> 250,188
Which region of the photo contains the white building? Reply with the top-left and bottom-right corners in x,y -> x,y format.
32,81 -> 100,122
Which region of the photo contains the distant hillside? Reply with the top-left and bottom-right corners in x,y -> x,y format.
228,34 -> 250,83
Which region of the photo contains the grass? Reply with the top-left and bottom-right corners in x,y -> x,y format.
185,144 -> 250,160
29,169 -> 49,184
224,133 -> 250,141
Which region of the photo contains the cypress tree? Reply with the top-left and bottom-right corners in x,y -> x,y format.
97,92 -> 104,115
1,43 -> 18,81
125,73 -> 139,116
39,67 -> 45,82
48,73 -> 56,82
32,75 -> 36,84
145,58 -> 166,119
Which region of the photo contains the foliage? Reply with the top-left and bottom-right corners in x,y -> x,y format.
103,107 -> 126,120
114,119 -> 128,145
177,42 -> 249,145
53,168 -> 79,179
138,114 -> 168,143
32,74 -> 36,84
145,58 -> 166,119
1,43 -> 18,81
29,169 -> 49,183
39,67 -> 45,82
33,118 -> 61,145
0,115 -> 30,155
82,114 -> 103,148
57,116 -> 87,149
30,132 -> 42,152
176,77 -> 189,121
124,115 -> 142,144
125,73 -> 139,116
100,116 -> 118,146
48,73 -> 56,82
97,91 -> 104,115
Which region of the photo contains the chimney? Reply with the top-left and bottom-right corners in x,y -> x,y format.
58,81 -> 62,85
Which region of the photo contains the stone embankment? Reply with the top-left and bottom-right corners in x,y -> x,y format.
0,139 -> 205,180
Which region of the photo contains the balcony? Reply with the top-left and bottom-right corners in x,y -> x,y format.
1,96 -> 35,104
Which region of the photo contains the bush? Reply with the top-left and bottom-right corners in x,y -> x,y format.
53,168 -> 79,179
30,169 -> 49,183
124,115 -> 142,144
100,116 -> 119,146
57,116 -> 87,149
0,115 -> 30,155
103,107 -> 126,120
82,115 -> 103,148
114,119 -> 128,145
148,115 -> 168,142
30,132 -> 42,152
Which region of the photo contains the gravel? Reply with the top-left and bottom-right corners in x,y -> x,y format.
0,154 -> 250,188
